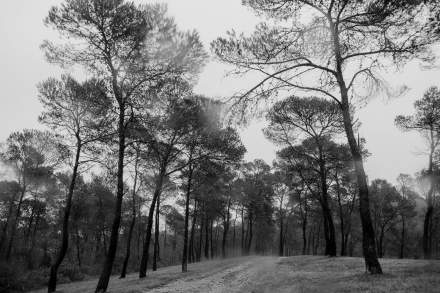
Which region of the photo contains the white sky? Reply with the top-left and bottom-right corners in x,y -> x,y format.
0,0 -> 439,184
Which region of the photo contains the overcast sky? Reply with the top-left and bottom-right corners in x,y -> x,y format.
1,0 -> 439,184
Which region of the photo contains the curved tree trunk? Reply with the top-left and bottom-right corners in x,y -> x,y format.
330,18 -> 382,274
96,103 -> 126,293
139,169 -> 166,278
48,142 -> 81,293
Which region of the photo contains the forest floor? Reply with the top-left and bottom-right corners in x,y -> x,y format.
30,255 -> 440,293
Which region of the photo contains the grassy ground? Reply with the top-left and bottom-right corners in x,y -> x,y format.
30,256 -> 440,293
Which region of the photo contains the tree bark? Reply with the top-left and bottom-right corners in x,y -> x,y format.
399,216 -> 405,259
279,208 -> 284,257
96,102 -> 126,293
423,144 -> 435,259
48,141 -> 82,293
318,153 -> 337,257
330,17 -> 382,274
204,216 -> 209,259
210,220 -> 214,258
241,207 -> 245,255
182,160 -> 194,272
336,173 -> 346,256
197,218 -> 203,262
120,154 -> 139,279
222,197 -> 231,258
189,201 -> 197,264
153,194 -> 160,271
139,168 -> 166,278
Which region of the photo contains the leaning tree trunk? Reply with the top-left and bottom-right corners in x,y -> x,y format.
331,19 -> 382,274
96,103 -> 127,293
139,168 -> 166,278
48,142 -> 81,293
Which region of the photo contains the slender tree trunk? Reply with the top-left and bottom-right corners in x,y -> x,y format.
153,194 -> 160,271
246,216 -> 253,254
336,174 -> 346,256
197,219 -> 203,262
318,155 -> 337,257
377,225 -> 386,258
182,162 -> 193,272
76,226 -> 82,267
47,142 -> 82,293
423,133 -> 435,259
400,216 -> 405,259
279,197 -> 284,257
302,216 -> 307,255
120,210 -> 136,278
423,201 -> 434,259
222,198 -> 231,258
232,213 -> 237,254
139,168 -> 166,278
120,154 -> 139,279
241,208 -> 245,255
210,220 -> 214,258
96,102 -> 126,293
330,20 -> 382,274
189,202 -> 197,264
204,216 -> 209,259
27,212 -> 40,270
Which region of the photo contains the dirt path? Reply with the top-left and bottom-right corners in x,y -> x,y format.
31,256 -> 278,293
149,256 -> 277,293
31,256 -> 440,293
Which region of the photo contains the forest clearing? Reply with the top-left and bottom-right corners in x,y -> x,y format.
30,256 -> 440,293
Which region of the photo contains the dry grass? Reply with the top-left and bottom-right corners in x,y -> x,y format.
29,256 -> 440,293
266,256 -> 440,293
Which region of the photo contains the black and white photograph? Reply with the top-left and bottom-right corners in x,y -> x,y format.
1,0 -> 440,292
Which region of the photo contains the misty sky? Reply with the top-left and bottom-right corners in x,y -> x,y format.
1,0 -> 439,184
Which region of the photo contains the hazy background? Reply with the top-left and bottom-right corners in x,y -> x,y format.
1,0 -> 439,183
